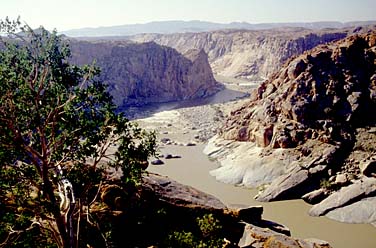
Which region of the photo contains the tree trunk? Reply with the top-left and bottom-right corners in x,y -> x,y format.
57,178 -> 76,248
43,165 -> 76,248
43,178 -> 69,248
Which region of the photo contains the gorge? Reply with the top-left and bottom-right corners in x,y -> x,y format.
69,39 -> 220,107
2,0 -> 376,245
129,28 -> 350,80
67,25 -> 376,247
205,30 -> 376,227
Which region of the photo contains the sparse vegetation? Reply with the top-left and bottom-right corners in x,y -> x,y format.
320,178 -> 332,190
166,213 -> 224,248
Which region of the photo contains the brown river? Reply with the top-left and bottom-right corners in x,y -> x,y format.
139,76 -> 376,247
148,144 -> 376,248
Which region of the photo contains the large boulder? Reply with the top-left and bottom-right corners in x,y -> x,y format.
359,156 -> 376,177
302,188 -> 330,204
255,167 -> 310,202
142,173 -> 226,210
325,196 -> 376,226
238,224 -> 331,248
309,177 -> 376,217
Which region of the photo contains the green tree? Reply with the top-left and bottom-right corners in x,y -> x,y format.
0,18 -> 156,248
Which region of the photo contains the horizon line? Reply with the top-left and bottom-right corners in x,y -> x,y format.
61,19 -> 376,32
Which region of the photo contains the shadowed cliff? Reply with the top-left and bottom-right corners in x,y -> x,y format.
69,40 -> 221,107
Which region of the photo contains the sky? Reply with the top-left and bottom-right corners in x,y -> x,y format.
1,0 -> 376,31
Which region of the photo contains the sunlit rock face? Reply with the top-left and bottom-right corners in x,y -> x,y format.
206,30 -> 376,225
69,40 -> 220,107
130,28 -> 349,80
222,32 -> 376,147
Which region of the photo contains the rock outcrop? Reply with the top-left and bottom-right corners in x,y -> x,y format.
130,28 -> 349,80
69,40 -> 220,107
142,173 -> 226,210
207,30 -> 376,224
309,177 -> 376,219
93,173 -> 331,247
238,224 -> 331,248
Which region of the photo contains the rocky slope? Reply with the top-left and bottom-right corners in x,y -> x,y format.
93,173 -> 332,247
130,28 -> 350,80
205,30 -> 376,225
69,40 -> 220,107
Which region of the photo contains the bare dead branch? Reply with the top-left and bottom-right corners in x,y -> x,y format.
89,181 -> 103,207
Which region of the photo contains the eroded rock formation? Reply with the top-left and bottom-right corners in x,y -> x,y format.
207,30 -> 376,224
130,28 -> 349,80
69,40 -> 220,107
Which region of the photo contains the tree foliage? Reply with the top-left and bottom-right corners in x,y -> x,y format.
0,18 -> 156,248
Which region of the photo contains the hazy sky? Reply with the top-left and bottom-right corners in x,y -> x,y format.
2,0 -> 376,31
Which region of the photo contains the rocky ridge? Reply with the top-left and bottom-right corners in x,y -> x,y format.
130,28 -> 350,80
69,40 -> 220,107
206,30 -> 376,225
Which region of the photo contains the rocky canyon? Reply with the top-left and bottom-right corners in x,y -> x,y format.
130,28 -> 351,80
69,24 -> 376,233
69,40 -> 220,107
205,30 -> 376,226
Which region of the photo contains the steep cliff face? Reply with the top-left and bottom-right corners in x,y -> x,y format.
222,32 -> 376,147
206,31 -> 376,225
130,28 -> 349,80
69,40 -> 220,107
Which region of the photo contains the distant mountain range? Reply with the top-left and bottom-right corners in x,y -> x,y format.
61,20 -> 376,37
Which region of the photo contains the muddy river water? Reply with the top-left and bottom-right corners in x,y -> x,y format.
148,144 -> 376,248
139,76 -> 376,247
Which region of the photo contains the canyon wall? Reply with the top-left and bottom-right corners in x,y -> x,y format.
69,40 -> 220,107
205,30 -> 376,225
130,28 -> 349,80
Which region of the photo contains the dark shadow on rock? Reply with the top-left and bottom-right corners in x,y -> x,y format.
119,85 -> 249,120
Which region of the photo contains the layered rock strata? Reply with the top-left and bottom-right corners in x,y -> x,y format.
130,28 -> 349,80
69,40 -> 220,107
